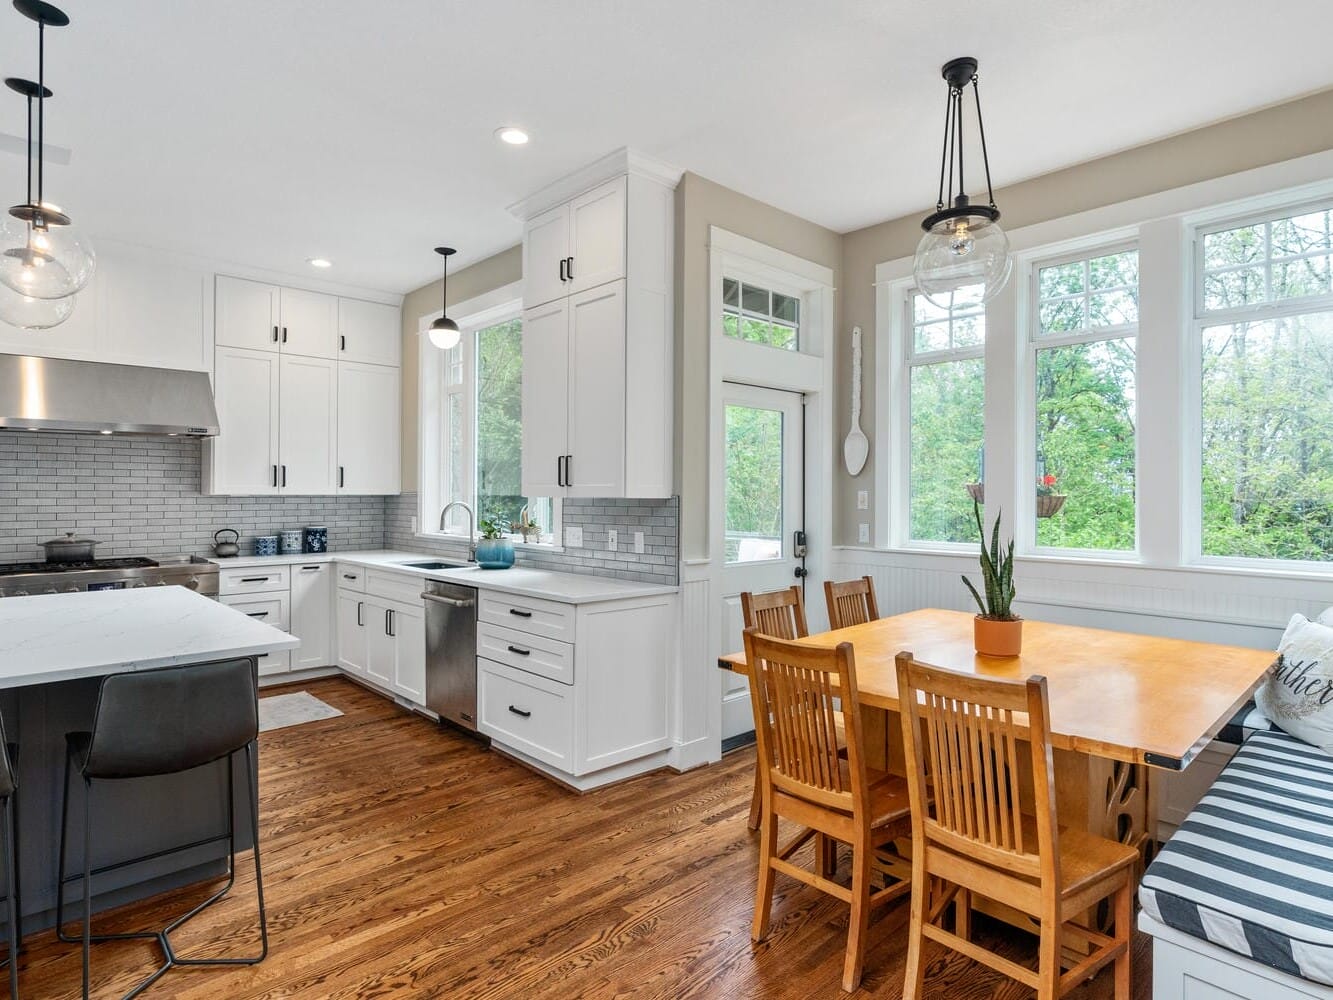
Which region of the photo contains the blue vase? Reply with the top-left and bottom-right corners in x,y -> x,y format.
475,537 -> 514,569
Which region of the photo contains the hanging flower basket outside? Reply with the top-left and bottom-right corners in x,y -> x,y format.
1036,494 -> 1067,518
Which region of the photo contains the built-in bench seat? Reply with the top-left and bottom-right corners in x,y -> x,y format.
1140,729 -> 1333,999
1216,698 -> 1280,746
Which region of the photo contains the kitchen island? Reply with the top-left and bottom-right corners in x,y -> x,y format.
0,586 -> 296,931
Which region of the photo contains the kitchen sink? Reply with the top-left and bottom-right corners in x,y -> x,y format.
399,560 -> 470,570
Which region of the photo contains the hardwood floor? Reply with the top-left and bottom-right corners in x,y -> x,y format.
17,678 -> 1152,998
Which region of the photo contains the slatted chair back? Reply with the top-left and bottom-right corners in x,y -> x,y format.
895,653 -> 1059,884
740,586 -> 809,640
824,576 -> 880,630
744,629 -> 869,815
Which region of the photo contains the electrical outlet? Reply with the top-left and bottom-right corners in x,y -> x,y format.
607,528 -> 618,551
634,531 -> 645,554
563,526 -> 583,548
858,522 -> 870,544
410,515 -> 418,533
856,490 -> 869,511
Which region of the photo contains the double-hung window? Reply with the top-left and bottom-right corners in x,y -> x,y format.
1196,203 -> 1333,563
439,310 -> 558,544
904,284 -> 986,544
1030,247 -> 1139,552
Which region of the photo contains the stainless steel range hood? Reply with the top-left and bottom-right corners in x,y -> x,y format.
0,354 -> 220,436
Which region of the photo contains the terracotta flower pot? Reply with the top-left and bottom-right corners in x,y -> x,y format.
974,615 -> 1022,657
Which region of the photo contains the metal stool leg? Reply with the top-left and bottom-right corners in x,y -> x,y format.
3,796 -> 18,1000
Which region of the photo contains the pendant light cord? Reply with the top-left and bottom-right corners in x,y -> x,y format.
36,21 -> 45,210
440,261 -> 448,317
954,85 -> 965,204
24,94 -> 34,209
972,77 -> 996,210
934,87 -> 953,213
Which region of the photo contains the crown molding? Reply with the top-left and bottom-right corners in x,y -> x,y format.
507,146 -> 684,221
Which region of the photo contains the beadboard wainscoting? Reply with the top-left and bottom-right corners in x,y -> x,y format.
387,493 -> 679,585
828,546 -> 1333,651
0,433 -> 384,561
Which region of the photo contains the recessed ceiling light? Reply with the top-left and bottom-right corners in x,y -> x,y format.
307,257 -> 332,268
495,126 -> 529,146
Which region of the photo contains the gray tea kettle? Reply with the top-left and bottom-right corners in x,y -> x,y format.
213,528 -> 240,558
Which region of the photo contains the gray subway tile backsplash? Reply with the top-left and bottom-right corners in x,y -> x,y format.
0,434 -> 679,586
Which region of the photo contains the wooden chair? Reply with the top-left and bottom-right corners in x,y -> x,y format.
894,653 -> 1136,1000
745,629 -> 913,992
824,576 -> 880,630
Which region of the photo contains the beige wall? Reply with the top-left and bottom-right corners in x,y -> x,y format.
835,88 -> 1333,544
673,171 -> 843,560
399,245 -> 522,491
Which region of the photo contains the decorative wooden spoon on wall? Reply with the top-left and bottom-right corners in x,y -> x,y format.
844,327 -> 869,475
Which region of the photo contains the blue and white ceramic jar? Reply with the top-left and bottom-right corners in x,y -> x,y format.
254,535 -> 279,557
279,529 -> 303,554
303,526 -> 328,553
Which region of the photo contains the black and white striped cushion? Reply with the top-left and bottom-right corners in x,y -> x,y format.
1216,699 -> 1279,745
1140,729 -> 1333,986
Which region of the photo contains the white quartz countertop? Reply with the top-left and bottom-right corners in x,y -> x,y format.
211,550 -> 679,605
0,586 -> 298,689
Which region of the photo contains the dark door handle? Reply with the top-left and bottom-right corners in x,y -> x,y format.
508,608 -> 533,619
508,706 -> 531,719
389,609 -> 395,637
281,326 -> 288,343
564,455 -> 572,487
385,609 -> 392,636
506,645 -> 531,656
556,455 -> 565,487
566,256 -> 573,280
272,465 -> 278,488
338,466 -> 345,488
559,257 -> 567,282
272,325 -> 279,343
794,566 -> 808,579
240,577 -> 271,583
340,334 -> 346,351
245,611 -> 269,618
356,601 -> 363,626
281,465 -> 287,488
343,573 -> 358,580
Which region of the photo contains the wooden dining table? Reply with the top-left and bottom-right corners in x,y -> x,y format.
718,608 -> 1276,864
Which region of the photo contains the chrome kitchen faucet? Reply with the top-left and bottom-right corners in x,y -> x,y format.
439,501 -> 477,563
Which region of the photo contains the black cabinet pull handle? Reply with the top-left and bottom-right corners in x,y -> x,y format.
272,325 -> 279,343
565,454 -> 572,487
390,609 -> 396,637
245,611 -> 269,618
281,326 -> 288,343
385,609 -> 391,636
343,573 -> 358,580
566,256 -> 574,280
281,464 -> 287,488
340,334 -> 346,351
559,257 -> 566,282
272,465 -> 278,488
356,601 -> 363,626
506,645 -> 531,656
508,706 -> 531,719
508,608 -> 533,618
339,466 -> 345,488
556,455 -> 564,487
240,576 -> 270,583
301,565 -> 321,571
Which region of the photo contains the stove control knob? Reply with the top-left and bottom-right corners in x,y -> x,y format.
65,585 -> 79,593
44,586 -> 58,595
13,589 -> 27,597
186,576 -> 200,590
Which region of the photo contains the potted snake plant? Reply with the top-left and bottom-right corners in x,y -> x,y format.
962,500 -> 1022,656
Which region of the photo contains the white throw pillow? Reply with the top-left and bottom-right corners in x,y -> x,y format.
1318,606 -> 1333,627
1255,613 -> 1333,753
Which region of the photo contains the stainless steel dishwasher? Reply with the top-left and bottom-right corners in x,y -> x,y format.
421,579 -> 480,732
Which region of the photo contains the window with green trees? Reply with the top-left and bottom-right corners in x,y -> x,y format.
1198,205 -> 1333,562
722,277 -> 800,350
1032,248 -> 1138,551
907,285 -> 985,544
441,314 -> 557,543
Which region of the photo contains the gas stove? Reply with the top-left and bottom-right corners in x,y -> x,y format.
0,555 -> 218,599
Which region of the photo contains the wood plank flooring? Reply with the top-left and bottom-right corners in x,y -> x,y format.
18,678 -> 1152,998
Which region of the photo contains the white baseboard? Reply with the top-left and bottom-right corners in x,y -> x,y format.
668,735 -> 716,772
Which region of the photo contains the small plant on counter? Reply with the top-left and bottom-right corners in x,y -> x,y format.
962,500 -> 1023,655
477,518 -> 505,540
475,518 -> 515,569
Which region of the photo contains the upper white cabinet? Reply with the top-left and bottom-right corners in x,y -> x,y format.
337,361 -> 401,495
515,152 -> 678,499
215,277 -> 338,359
279,354 -> 339,494
210,346 -> 281,494
338,298 -> 401,367
522,176 -> 626,310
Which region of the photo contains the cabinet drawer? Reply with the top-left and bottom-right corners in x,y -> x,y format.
478,622 -> 574,686
478,592 -> 575,644
255,649 -> 291,677
221,593 -> 290,631
478,659 -> 573,769
335,564 -> 366,592
218,566 -> 290,596
366,568 -> 424,605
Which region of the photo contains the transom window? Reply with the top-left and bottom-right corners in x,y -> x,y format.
1196,203 -> 1333,563
1031,248 -> 1139,552
722,277 -> 800,350
905,285 -> 985,545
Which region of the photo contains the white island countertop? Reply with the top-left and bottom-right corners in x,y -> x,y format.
212,550 -> 679,605
0,586 -> 298,689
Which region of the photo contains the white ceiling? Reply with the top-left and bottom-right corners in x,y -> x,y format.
2,0 -> 1331,296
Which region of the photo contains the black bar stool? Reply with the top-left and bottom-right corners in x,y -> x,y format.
0,718 -> 18,1000
56,657 -> 268,1000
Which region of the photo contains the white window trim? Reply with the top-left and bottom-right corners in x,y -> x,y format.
1022,240 -> 1141,558
415,280 -> 563,551
872,148 -> 1333,582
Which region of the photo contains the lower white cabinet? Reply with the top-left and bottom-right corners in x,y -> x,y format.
336,568 -> 425,704
336,591 -> 369,677
220,591 -> 291,677
290,562 -> 333,670
222,561 -> 334,678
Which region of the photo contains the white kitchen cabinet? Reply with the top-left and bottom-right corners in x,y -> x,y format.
280,287 -> 338,358
215,276 -> 280,352
221,581 -> 293,677
390,603 -> 426,703
278,355 -> 338,494
366,602 -> 395,688
290,562 -> 333,671
210,346 -> 281,494
337,361 -> 401,495
337,298 -> 401,367
515,155 -> 675,499
336,590 -> 369,677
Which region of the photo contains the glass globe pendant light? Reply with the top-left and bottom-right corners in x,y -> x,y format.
428,247 -> 461,350
0,271 -> 76,329
0,0 -> 95,303
912,57 -> 1011,309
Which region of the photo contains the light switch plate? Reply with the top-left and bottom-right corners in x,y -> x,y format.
857,490 -> 869,511
634,531 -> 645,554
858,523 -> 870,544
607,529 -> 618,551
564,526 -> 583,548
